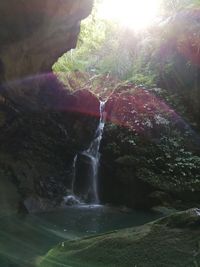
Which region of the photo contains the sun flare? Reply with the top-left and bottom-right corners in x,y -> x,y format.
97,0 -> 161,31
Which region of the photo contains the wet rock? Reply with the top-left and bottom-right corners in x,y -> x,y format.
63,195 -> 81,206
73,153 -> 94,203
0,85 -> 99,214
157,208 -> 200,228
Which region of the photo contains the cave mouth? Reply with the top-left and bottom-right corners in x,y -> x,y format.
52,0 -> 200,211
52,0 -> 162,98
0,0 -> 199,215
1,0 -> 200,266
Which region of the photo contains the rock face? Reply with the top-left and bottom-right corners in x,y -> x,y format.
0,75 -> 100,215
0,0 -> 93,83
39,209 -> 200,267
0,0 -> 95,215
99,86 -> 200,209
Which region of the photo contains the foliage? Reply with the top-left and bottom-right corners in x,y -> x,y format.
53,10 -> 118,75
53,0 -> 200,106
102,115 -> 200,193
139,133 -> 200,192
53,0 -> 200,196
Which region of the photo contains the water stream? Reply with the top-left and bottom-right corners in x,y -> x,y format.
69,101 -> 106,204
71,154 -> 78,195
82,101 -> 106,203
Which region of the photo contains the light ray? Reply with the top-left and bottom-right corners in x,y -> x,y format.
97,0 -> 161,31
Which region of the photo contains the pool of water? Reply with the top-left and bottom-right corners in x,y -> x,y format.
0,205 -> 164,267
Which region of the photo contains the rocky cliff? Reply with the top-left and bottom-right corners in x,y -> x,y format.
0,0 -> 93,83
0,0 -> 95,215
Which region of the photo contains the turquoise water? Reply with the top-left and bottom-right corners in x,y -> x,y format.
0,205 -> 163,267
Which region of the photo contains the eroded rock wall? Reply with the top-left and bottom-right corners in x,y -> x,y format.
0,0 -> 95,215
0,0 -> 93,83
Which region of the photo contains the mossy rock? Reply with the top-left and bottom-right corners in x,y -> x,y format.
39,209 -> 200,267
157,208 -> 200,228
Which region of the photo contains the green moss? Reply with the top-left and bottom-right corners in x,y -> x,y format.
39,209 -> 200,267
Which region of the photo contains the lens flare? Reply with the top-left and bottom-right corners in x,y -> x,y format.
97,0 -> 161,31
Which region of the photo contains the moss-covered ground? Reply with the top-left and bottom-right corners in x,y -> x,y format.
39,209 -> 200,267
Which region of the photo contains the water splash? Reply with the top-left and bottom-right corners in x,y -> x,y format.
63,155 -> 81,206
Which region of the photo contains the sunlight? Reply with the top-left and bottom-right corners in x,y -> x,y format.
97,0 -> 161,31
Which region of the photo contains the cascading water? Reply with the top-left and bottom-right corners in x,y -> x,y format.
63,154 -> 80,206
71,154 -> 78,194
66,100 -> 106,205
82,101 -> 106,203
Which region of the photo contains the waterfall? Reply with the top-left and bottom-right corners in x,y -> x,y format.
63,154 -> 80,206
82,101 -> 106,203
66,100 -> 106,205
71,154 -> 78,194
